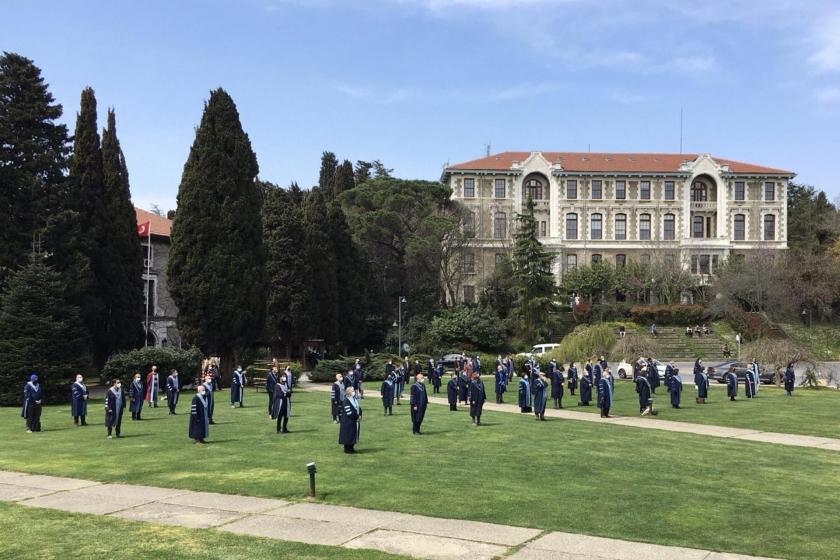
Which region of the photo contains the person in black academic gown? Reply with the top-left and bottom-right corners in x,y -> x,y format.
166,370 -> 180,415
532,372 -> 548,421
21,373 -> 43,433
446,372 -> 458,411
694,359 -> 708,404
744,367 -> 756,398
725,367 -> 738,401
668,370 -> 682,408
339,386 -> 361,453
567,363 -> 578,396
664,361 -> 675,389
105,379 -> 126,439
635,375 -> 653,415
380,371 -> 395,415
469,372 -> 487,425
784,363 -> 796,396
70,374 -> 89,426
331,373 -> 344,423
272,372 -> 292,433
231,366 -> 245,408
203,374 -> 216,424
265,367 -> 279,417
458,370 -> 470,405
432,363 -> 443,394
410,373 -> 428,434
128,373 -> 144,420
551,365 -> 564,409
189,383 -> 209,444
518,374 -> 532,413
647,358 -> 660,394
578,370 -> 593,406
597,373 -> 613,418
494,365 -> 506,404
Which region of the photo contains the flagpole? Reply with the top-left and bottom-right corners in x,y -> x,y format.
145,226 -> 152,347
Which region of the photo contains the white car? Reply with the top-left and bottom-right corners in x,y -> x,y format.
615,360 -> 678,379
517,343 -> 559,358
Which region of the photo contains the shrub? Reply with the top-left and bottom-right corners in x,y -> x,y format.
424,305 -> 506,353
725,307 -> 776,342
102,347 -> 203,383
572,303 -> 592,322
546,324 -> 615,364
309,357 -> 357,383
612,333 -> 662,362
629,304 -> 704,326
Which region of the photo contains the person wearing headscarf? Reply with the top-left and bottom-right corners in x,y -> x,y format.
231,366 -> 246,408
21,373 -> 43,433
469,372 -> 487,426
189,383 -> 209,444
70,374 -> 89,426
532,371 -> 549,421
339,386 -> 361,453
128,373 -> 144,420
105,379 -> 126,439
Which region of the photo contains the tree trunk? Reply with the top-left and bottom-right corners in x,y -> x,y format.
219,349 -> 234,387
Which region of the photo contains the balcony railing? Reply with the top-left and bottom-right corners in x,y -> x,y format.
690,201 -> 717,210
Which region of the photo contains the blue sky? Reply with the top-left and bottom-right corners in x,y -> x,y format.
5,0 -> 840,211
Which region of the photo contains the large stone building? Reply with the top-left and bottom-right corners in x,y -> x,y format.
443,151 -> 793,303
135,208 -> 181,347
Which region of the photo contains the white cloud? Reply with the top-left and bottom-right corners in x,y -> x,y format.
810,10 -> 840,72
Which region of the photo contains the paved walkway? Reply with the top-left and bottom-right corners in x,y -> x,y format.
302,381 -> 840,453
0,470 -> 778,560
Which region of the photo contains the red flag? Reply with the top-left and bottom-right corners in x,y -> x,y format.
137,221 -> 151,236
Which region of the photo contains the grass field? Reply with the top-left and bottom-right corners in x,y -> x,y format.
0,501 -> 406,560
779,321 -> 840,361
564,378 -> 840,438
1,388 -> 840,560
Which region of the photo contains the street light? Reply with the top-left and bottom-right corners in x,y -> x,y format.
397,296 -> 407,358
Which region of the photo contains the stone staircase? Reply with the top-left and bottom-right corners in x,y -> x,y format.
653,326 -> 729,361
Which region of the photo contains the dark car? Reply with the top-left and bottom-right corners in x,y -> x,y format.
708,362 -> 774,385
436,353 -> 462,371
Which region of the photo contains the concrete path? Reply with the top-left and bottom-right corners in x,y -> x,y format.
301,381 -> 840,453
0,471 -> 779,560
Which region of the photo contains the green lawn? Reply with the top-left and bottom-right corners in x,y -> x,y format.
2,389 -> 840,560
0,501 -> 406,560
779,321 -> 840,361
565,378 -> 840,438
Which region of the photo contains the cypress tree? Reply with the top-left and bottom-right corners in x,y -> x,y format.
100,108 -> 145,352
167,89 -> 265,380
318,151 -> 338,197
302,189 -> 339,347
353,160 -> 372,185
0,252 -> 90,405
333,159 -> 355,199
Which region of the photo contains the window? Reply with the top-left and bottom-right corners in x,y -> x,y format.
464,212 -> 476,238
691,254 -> 699,273
639,213 -> 651,240
463,178 -> 475,198
699,255 -> 710,274
566,254 -> 577,270
691,181 -> 707,202
525,178 -> 543,200
764,181 -> 775,201
567,179 -> 577,199
463,285 -> 475,304
463,253 -> 475,274
640,181 -> 651,200
663,254 -> 675,267
764,214 -> 775,240
591,213 -> 603,240
734,214 -> 745,240
664,181 -> 675,200
663,213 -> 675,240
734,181 -> 745,201
493,212 -> 507,239
692,215 -> 704,238
495,253 -> 506,265
615,181 -> 626,200
712,255 -> 720,273
591,254 -> 602,264
640,254 -> 650,265
591,180 -> 602,200
614,214 -> 627,240
494,178 -> 506,198
615,254 -> 626,267
566,213 -> 578,240
540,221 -> 547,237
143,276 -> 157,313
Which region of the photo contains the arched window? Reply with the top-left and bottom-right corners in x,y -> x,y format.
525,178 -> 543,200
734,214 -> 745,240
663,213 -> 675,240
763,214 -> 775,240
615,254 -> 626,267
493,212 -> 507,239
639,213 -> 651,240
692,181 -> 707,202
591,213 -> 603,240
614,213 -> 627,240
566,213 -> 578,240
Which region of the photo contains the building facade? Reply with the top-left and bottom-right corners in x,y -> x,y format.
135,208 -> 181,347
443,152 -> 793,303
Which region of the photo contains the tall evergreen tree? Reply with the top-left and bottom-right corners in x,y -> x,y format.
100,108 -> 145,352
333,159 -> 355,199
353,160 -> 372,185
318,151 -> 338,197
167,89 -> 265,379
302,189 -> 339,346
510,197 -> 556,340
0,52 -> 70,289
0,252 -> 90,405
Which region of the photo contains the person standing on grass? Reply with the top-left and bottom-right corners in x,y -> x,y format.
272,371 -> 291,434
458,369 -> 470,406
599,356 -> 609,374
189,383 -> 209,444
647,357 -> 660,394
518,371 -> 532,413
504,355 -> 514,383
339,387 -> 361,453
380,370 -> 395,416
635,374 -> 653,416
494,365 -> 506,404
744,366 -> 756,399
725,367 -> 738,401
567,362 -> 578,396
784,363 -> 796,396
231,366 -> 245,408
265,366 -> 278,418
70,374 -> 89,426
447,372 -> 459,411
433,362 -> 444,394
668,369 -> 682,408
751,359 -> 760,396
694,359 -> 708,404
145,365 -> 160,408
664,361 -> 675,389
128,373 -> 144,421
468,372 -> 487,425
533,371 -> 548,421
203,374 -> 216,425
578,366 -> 593,406
21,373 -> 43,433
331,373 -> 345,423
104,379 -> 126,439
597,370 -> 613,418
551,364 -> 564,409
592,358 -> 603,396
410,373 -> 429,434
166,370 -> 180,415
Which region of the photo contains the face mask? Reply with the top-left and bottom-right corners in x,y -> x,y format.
280,377 -> 287,384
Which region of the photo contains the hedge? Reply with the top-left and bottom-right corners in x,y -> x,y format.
629,305 -> 705,326
102,347 -> 203,383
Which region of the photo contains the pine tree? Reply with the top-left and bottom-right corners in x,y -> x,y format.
0,52 -> 70,288
318,151 -> 338,197
100,108 -> 145,352
302,189 -> 339,346
0,252 -> 90,405
510,197 -> 556,340
333,159 -> 355,199
353,160 -> 372,185
167,89 -> 265,380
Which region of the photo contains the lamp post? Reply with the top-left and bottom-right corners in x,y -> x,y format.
396,296 -> 407,357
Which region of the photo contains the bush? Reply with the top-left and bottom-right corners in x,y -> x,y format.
309,357 -> 357,383
102,347 -> 203,383
592,302 -> 633,322
546,324 -> 615,364
629,304 -> 705,326
572,303 -> 592,322
423,305 -> 506,353
612,333 -> 662,362
725,307 -> 776,342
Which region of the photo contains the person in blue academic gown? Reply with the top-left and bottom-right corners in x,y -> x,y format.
567,362 -> 578,396
599,356 -> 609,374
694,359 -> 708,404
751,359 -> 760,396
458,370 -> 470,405
597,372 -> 613,418
784,363 -> 796,396
331,373 -> 344,423
21,373 -> 43,433
668,370 -> 682,408
410,373 -> 429,434
70,374 -> 89,426
105,379 -> 126,438
664,361 -> 675,389
532,372 -> 549,421
494,365 -> 506,403
635,375 -> 653,415
339,386 -> 361,453
518,373 -> 532,413
128,373 -> 144,420
578,369 -> 593,406
271,371 -> 292,433
166,370 -> 180,415
592,361 -> 603,398
446,372 -> 458,411
231,366 -> 245,408
504,356 -> 514,383
203,374 -> 216,424
744,366 -> 756,399
551,364 -> 564,409
469,372 -> 487,425
380,371 -> 395,415
189,383 -> 209,444
725,367 -> 738,401
265,367 -> 279,417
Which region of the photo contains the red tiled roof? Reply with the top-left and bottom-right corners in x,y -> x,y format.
447,151 -> 793,175
135,207 -> 172,237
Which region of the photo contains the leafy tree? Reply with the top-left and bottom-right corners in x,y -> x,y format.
510,197 -> 555,340
0,253 -> 90,405
562,262 -> 616,304
480,256 -> 516,320
353,160 -> 373,185
168,89 -> 265,380
423,305 -> 506,352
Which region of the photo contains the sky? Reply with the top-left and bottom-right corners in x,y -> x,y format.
5,0 -> 840,211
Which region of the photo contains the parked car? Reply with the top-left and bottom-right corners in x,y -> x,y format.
436,353 -> 463,371
517,343 -> 560,358
615,360 -> 679,380
708,362 -> 774,384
